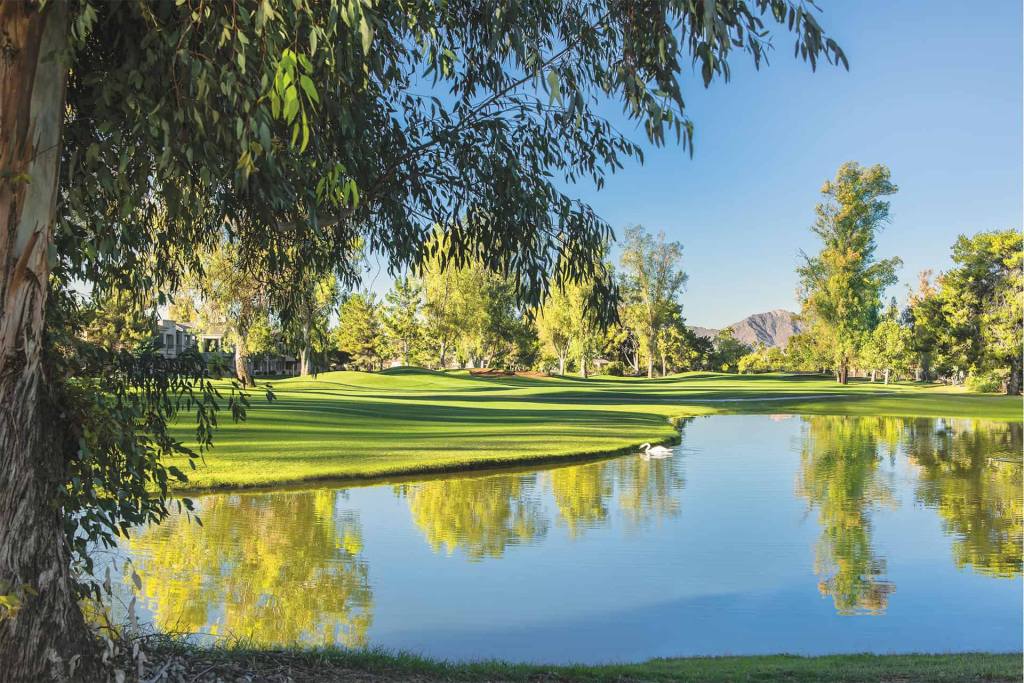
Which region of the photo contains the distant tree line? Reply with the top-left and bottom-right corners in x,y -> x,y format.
87,225 -> 755,379
328,225 -> 751,376
734,162 -> 1021,395
84,164 -> 1020,395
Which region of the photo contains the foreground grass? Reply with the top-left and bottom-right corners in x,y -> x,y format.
145,641 -> 1023,682
172,369 -> 1021,490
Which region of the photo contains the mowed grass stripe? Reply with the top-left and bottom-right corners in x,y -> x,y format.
169,369 -> 1021,490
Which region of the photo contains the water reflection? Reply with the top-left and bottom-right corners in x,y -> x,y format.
395,474 -> 549,560
127,490 -> 373,646
548,461 -> 612,537
904,419 -> 1023,577
796,417 -> 899,615
612,450 -> 685,528
396,445 -> 686,555
796,416 -> 1022,615
116,416 -> 1021,654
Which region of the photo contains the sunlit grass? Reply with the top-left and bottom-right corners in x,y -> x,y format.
170,369 -> 1021,490
147,637 -> 1023,682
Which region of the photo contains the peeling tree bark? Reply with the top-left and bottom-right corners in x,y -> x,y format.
299,317 -> 313,376
1007,356 -> 1021,395
646,334 -> 655,379
437,339 -> 448,369
0,2 -> 99,680
234,340 -> 254,387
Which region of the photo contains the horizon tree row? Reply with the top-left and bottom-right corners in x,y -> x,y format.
736,162 -> 1021,395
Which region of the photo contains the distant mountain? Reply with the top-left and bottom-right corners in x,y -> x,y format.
689,325 -> 719,340
691,309 -> 804,349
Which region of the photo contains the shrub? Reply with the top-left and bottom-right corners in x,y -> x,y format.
603,361 -> 625,376
966,369 -> 1007,393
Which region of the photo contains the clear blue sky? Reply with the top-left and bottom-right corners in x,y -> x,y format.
576,0 -> 1022,327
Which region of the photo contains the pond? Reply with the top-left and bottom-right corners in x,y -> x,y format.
107,415 -> 1023,663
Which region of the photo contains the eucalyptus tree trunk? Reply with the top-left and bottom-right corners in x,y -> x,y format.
234,340 -> 254,387
883,368 -> 890,385
437,340 -> 447,369
299,317 -> 312,376
646,334 -> 655,379
838,360 -> 849,385
1008,357 -> 1022,395
0,3 -> 100,679
557,347 -> 566,375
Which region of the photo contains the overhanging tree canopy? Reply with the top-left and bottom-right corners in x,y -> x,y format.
0,0 -> 845,677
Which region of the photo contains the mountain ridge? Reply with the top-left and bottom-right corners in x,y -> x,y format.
691,309 -> 803,349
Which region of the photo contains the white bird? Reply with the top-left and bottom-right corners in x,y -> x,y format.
638,443 -> 673,458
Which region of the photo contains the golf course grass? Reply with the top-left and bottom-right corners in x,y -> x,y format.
171,369 -> 1021,490
146,640 -> 1023,682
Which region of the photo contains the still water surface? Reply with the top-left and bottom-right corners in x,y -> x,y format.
112,415 -> 1023,663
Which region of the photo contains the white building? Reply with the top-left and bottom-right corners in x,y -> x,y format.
157,319 -> 299,376
156,319 -> 196,358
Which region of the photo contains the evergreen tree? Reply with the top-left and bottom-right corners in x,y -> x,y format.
382,276 -> 425,366
334,294 -> 383,371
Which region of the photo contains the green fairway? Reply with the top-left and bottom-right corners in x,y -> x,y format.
170,369 -> 1021,490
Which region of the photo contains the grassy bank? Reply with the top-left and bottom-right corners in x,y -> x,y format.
171,369 -> 1021,490
145,641 -> 1023,682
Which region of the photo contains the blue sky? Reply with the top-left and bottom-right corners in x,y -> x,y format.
575,0 -> 1022,327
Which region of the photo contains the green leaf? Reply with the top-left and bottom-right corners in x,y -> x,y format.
299,75 -> 319,105
546,70 -> 561,105
359,15 -> 374,53
283,86 -> 299,123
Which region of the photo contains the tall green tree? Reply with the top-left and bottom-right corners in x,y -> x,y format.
446,263 -> 529,369
709,327 -> 751,372
282,271 -> 342,377
905,231 -> 1023,393
192,241 -> 269,387
82,287 -> 157,352
382,276 -> 425,366
0,0 -> 845,674
420,250 -> 464,369
535,285 -> 574,375
334,293 -> 383,371
797,162 -> 902,384
536,273 -> 606,377
860,317 -> 913,384
903,270 -> 944,380
653,303 -> 710,374
939,230 -> 1023,394
566,280 -> 604,378
619,226 -> 688,377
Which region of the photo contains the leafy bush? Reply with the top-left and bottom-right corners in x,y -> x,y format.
603,361 -> 625,376
966,369 -> 1007,393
